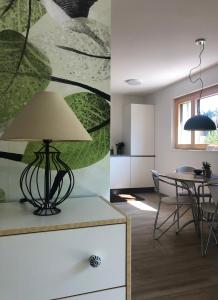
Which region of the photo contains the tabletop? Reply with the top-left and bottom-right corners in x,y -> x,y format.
161,172 -> 218,183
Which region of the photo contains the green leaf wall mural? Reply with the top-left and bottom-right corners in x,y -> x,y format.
30,18 -> 110,82
0,189 -> 5,201
0,0 -> 111,200
0,30 -> 51,131
0,0 -> 45,32
52,0 -> 97,18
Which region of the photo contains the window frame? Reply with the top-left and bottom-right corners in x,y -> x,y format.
175,85 -> 218,150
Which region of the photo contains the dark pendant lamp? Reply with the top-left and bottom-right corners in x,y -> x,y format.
184,39 -> 216,131
184,115 -> 216,131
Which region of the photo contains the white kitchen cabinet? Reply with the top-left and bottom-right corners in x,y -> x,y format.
0,197 -> 131,300
110,156 -> 154,189
110,156 -> 130,189
130,157 -> 154,188
124,104 -> 154,156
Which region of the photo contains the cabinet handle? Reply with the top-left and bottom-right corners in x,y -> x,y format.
89,255 -> 102,268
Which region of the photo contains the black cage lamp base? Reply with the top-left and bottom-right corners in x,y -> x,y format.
33,206 -> 61,216
20,140 -> 74,216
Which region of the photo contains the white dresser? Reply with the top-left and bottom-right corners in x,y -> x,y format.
0,197 -> 131,300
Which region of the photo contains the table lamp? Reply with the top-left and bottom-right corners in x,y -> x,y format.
1,91 -> 92,216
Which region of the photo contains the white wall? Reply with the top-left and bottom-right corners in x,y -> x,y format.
144,64 -> 218,194
110,94 -> 147,147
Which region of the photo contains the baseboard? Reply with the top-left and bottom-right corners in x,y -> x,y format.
110,187 -> 155,203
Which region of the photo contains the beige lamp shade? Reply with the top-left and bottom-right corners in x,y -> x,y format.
1,91 -> 92,141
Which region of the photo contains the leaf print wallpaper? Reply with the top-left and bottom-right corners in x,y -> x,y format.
0,0 -> 111,201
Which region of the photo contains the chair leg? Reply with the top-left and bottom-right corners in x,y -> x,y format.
173,206 -> 181,225
156,208 -> 179,229
154,205 -> 191,239
176,203 -> 181,232
200,210 -> 205,257
153,201 -> 161,239
153,203 -> 180,239
154,207 -> 182,239
212,229 -> 218,245
204,206 -> 218,256
191,201 -> 200,235
173,211 -> 176,222
153,192 -> 193,239
175,206 -> 193,234
205,223 -> 213,256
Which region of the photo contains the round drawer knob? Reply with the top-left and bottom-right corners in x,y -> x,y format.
89,255 -> 102,268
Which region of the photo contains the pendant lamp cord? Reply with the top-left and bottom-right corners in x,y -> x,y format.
189,41 -> 205,114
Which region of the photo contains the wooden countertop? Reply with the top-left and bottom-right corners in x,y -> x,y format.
0,196 -> 126,237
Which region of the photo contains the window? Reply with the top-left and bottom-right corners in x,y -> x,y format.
175,85 -> 218,150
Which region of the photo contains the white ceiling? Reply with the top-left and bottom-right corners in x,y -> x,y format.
111,0 -> 218,95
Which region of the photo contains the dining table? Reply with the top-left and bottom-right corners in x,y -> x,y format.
159,171 -> 218,235
161,171 -> 218,184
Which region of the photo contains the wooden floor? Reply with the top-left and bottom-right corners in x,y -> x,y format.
114,193 -> 218,300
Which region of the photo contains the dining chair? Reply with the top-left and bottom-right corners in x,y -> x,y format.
198,182 -> 218,256
176,166 -> 196,194
176,165 -> 211,201
152,170 -> 194,239
176,166 -> 200,224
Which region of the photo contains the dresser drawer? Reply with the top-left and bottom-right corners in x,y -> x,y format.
62,287 -> 126,299
0,224 -> 126,300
